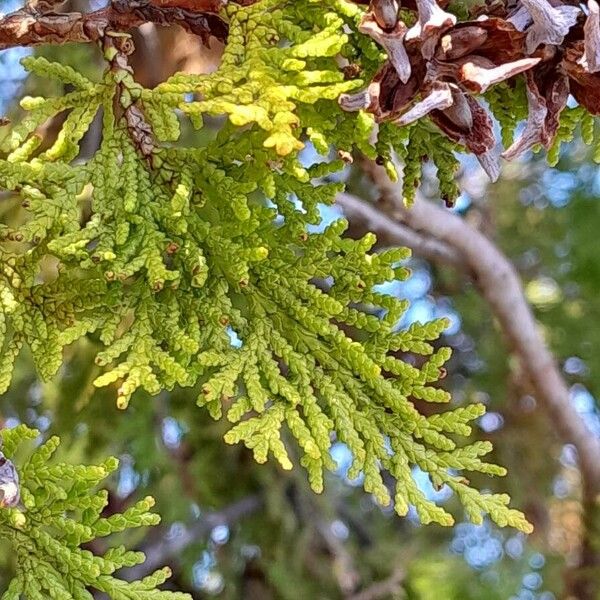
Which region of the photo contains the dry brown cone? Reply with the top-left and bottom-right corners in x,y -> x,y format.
341,0 -> 600,180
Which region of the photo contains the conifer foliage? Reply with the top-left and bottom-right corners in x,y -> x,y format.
4,2 -> 580,586
0,425 -> 189,599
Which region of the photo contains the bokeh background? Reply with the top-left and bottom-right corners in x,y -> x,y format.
1,1 -> 600,598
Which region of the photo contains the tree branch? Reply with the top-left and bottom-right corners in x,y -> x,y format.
346,566 -> 406,600
122,494 -> 263,581
0,0 -> 233,50
338,165 -> 600,499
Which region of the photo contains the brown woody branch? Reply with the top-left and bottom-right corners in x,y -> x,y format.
0,0 -> 236,50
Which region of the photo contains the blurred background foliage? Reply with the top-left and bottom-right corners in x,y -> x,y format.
1,0 -> 600,598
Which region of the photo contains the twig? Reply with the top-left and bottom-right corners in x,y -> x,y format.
0,0 -> 234,50
346,566 -> 405,600
122,494 -> 263,580
316,517 -> 361,595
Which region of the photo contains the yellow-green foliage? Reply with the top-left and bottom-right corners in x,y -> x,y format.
0,425 -> 189,599
0,0 -> 532,533
546,106 -> 600,167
